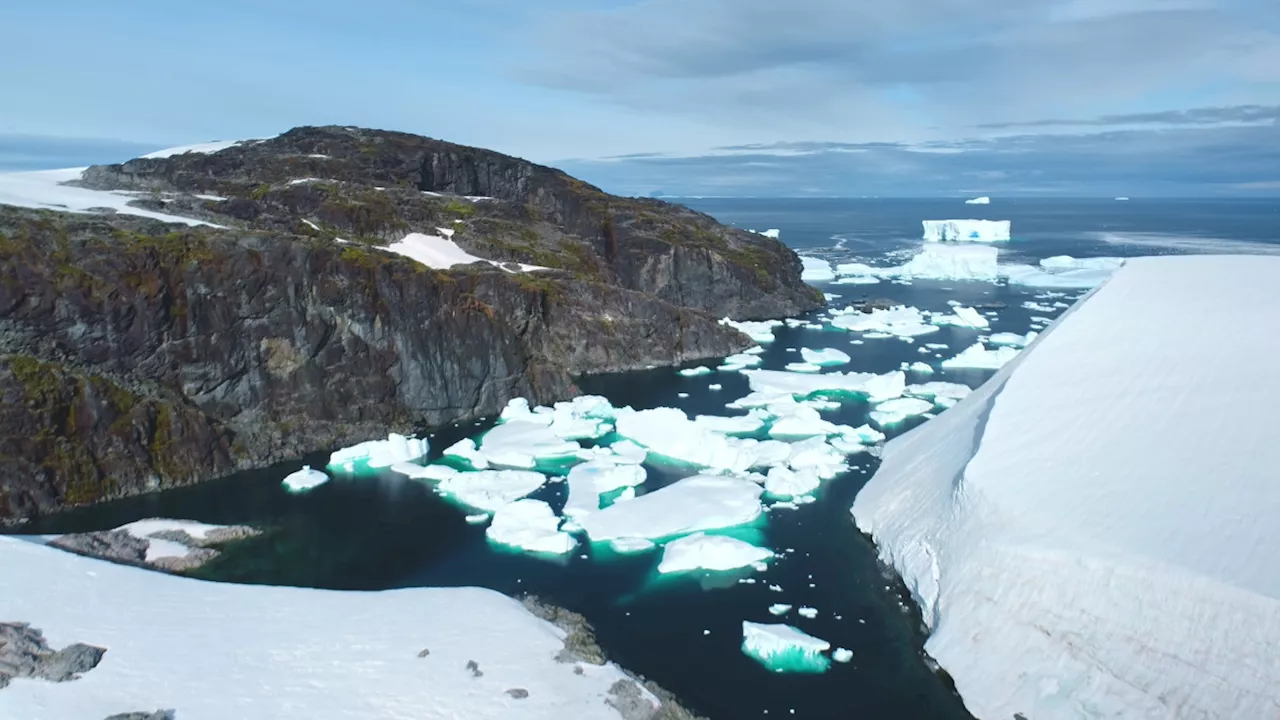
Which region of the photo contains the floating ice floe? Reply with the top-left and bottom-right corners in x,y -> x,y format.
832,648 -> 854,663
1000,256 -> 1123,289
576,474 -> 764,542
486,499 -> 577,555
678,366 -> 713,377
281,466 -> 329,493
693,413 -> 766,436
904,382 -> 972,408
741,621 -> 832,674
656,533 -> 774,574
800,256 -> 836,282
609,537 -> 656,554
964,196 -> 991,205
830,305 -> 939,339
941,343 -> 1020,370
478,420 -> 581,469
563,461 -> 648,520
443,438 -> 489,469
743,368 -> 906,404
930,306 -> 989,330
436,469 -> 548,512
908,361 -> 934,374
800,348 -> 851,366
720,352 -> 764,371
720,318 -> 784,343
837,244 -> 1000,283
784,362 -> 822,373
764,466 -> 822,499
988,331 -> 1037,348
768,406 -> 841,439
768,603 -> 793,616
390,462 -> 458,481
922,219 -> 1010,243
328,433 -> 429,474
869,398 -> 935,427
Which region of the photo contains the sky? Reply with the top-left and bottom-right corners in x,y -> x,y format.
1,0 -> 1277,196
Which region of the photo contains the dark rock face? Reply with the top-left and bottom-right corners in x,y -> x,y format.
47,523 -> 258,573
0,622 -> 106,689
104,712 -> 176,720
0,125 -> 822,522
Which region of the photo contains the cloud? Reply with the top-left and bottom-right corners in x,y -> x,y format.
977,104 -> 1280,129
520,0 -> 1280,143
557,120 -> 1280,197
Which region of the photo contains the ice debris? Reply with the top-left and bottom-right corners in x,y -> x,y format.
328,433 -> 429,474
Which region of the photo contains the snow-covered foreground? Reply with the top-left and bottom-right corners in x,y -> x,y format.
0,536 -> 670,720
0,168 -> 222,227
852,255 -> 1280,719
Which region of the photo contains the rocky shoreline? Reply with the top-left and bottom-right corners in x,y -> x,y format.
0,125 -> 822,523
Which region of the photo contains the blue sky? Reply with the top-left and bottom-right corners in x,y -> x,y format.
2,0 -> 1277,195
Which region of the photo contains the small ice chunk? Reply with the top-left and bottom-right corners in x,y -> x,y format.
609,537 -> 656,554
800,348 -> 851,366
988,331 -> 1037,348
720,318 -> 784,344
832,648 -> 853,663
741,621 -> 832,674
443,438 -> 489,470
870,398 -> 935,427
708,384 -> 723,391
486,499 -> 577,555
784,362 -> 822,373
797,606 -> 818,619
905,382 -> 972,408
764,466 -> 822,499
941,343 -> 1020,370
908,361 -> 934,374
769,603 -> 793,616
657,532 -> 774,574
931,306 -> 990,330
564,461 -> 648,519
800,256 -> 836,282
679,366 -> 713,377
281,465 -> 329,493
436,470 -> 548,512
328,433 -> 428,473
720,352 -> 763,371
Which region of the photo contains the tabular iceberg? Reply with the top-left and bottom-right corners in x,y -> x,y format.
740,621 -> 832,674
964,196 -> 991,205
922,219 -> 1010,243
852,255 -> 1280,719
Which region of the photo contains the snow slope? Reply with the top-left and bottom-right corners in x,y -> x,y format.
0,536 -> 664,720
0,168 -> 220,226
852,255 -> 1280,719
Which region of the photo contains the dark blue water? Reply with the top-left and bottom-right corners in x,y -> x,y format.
12,198 -> 1278,719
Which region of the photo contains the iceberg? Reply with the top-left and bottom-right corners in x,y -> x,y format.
868,397 -> 934,426
904,382 -> 972,408
930,306 -> 989,330
563,461 -> 648,520
478,421 -> 580,469
656,533 -> 774,574
720,318 -> 784,343
940,343 -> 1019,370
742,368 -> 905,403
922,219 -> 1010,243
678,366 -> 713,377
576,474 -> 764,542
800,348 -> 851,366
987,331 -> 1037,348
764,466 -> 822,498
799,256 -> 837,282
281,465 -> 329,492
486,499 -> 577,555
719,352 -> 763,371
852,255 -> 1280,719
436,469 -> 548,512
964,196 -> 991,205
740,621 -> 832,674
328,433 -> 428,474
1000,256 -> 1122,289
443,438 -> 489,469
830,305 -> 938,339
894,244 -> 999,281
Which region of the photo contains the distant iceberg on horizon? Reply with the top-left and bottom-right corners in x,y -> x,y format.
922,219 -> 1010,242
964,196 -> 990,205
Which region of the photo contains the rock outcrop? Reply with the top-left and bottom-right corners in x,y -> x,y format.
0,126 -> 822,522
0,622 -> 105,689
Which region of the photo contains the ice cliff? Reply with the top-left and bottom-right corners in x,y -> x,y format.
852,255 -> 1280,719
922,219 -> 1010,242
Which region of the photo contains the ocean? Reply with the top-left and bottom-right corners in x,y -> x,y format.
11,197 -> 1279,719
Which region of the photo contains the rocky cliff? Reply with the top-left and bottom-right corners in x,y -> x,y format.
0,126 -> 822,523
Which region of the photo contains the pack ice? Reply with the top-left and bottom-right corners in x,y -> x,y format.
921,220 -> 1010,243
852,255 -> 1280,719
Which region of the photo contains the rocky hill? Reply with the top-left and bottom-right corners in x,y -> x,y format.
0,125 -> 822,523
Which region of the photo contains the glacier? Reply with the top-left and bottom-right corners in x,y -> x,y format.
852,255 -> 1280,719
922,220 -> 1010,243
